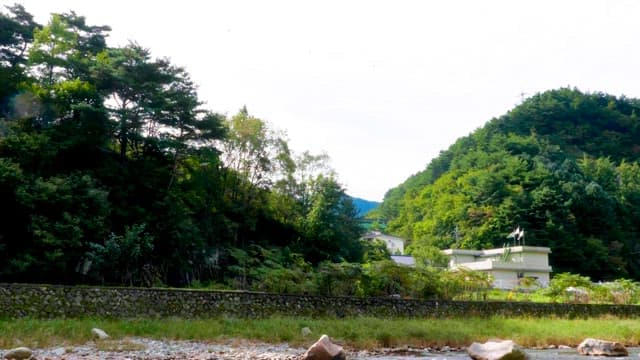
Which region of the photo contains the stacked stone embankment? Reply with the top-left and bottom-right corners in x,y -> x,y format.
2,283 -> 640,319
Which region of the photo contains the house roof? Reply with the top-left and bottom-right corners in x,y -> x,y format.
362,231 -> 405,243
453,259 -> 552,273
391,255 -> 415,266
442,246 -> 551,257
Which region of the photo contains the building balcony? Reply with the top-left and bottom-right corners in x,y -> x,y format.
451,259 -> 552,273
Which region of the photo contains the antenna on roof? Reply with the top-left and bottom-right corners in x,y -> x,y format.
507,227 -> 525,246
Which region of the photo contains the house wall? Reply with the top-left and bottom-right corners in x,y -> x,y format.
454,259 -> 495,271
521,252 -> 549,268
449,254 -> 476,266
490,270 -> 550,289
363,232 -> 405,255
383,238 -> 404,255
521,271 -> 550,287
491,270 -> 519,289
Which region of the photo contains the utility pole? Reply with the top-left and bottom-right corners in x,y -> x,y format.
453,225 -> 461,247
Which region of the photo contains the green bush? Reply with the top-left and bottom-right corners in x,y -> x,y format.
439,267 -> 492,300
592,279 -> 640,305
407,266 -> 442,299
360,260 -> 412,297
313,261 -> 363,296
544,272 -> 592,303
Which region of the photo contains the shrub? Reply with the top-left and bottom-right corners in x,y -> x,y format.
360,260 -> 412,297
544,272 -> 592,303
314,261 -> 363,296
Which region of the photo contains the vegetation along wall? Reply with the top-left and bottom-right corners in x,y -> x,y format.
3,284 -> 640,319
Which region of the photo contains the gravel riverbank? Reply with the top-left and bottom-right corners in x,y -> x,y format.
4,338 -> 305,360
1,339 -> 464,360
11,339 -> 639,359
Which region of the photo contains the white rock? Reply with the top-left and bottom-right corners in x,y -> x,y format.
3,347 -> 32,360
302,334 -> 346,360
91,327 -> 110,340
577,338 -> 627,356
51,347 -> 66,356
467,340 -> 528,360
301,327 -> 312,337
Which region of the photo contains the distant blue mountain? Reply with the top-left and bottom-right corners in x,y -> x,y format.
350,196 -> 380,217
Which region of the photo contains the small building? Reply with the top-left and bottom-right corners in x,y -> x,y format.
442,246 -> 552,289
362,231 -> 405,255
390,255 -> 415,266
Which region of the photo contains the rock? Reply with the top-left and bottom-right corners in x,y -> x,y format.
51,347 -> 66,356
577,338 -> 628,356
302,334 -> 346,360
558,345 -> 571,349
467,340 -> 528,360
3,347 -> 32,360
91,327 -> 110,340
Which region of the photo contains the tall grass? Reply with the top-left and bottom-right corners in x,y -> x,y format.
2,316 -> 640,349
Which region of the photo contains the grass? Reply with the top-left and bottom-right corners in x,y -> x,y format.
483,289 -> 553,303
2,316 -> 640,350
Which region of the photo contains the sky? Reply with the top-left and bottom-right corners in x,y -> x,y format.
7,0 -> 640,201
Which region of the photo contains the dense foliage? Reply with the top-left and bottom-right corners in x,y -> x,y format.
0,6 -> 364,287
377,88 -> 640,280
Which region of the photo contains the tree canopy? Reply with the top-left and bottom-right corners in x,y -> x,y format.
0,5 -> 364,287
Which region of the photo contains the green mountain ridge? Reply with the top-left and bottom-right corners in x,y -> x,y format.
350,196 -> 380,216
378,88 -> 640,280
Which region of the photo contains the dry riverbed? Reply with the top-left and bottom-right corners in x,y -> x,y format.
5,338 -> 640,359
4,338 -> 303,359
1,338 -> 466,360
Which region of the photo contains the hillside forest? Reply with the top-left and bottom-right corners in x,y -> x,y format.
375,88 -> 640,281
0,6 -> 367,288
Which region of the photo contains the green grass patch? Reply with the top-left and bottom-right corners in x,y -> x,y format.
2,316 -> 640,350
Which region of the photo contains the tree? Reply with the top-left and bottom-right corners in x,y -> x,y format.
219,107 -> 291,201
94,44 -> 173,161
410,244 -> 449,268
0,4 -> 38,67
299,175 -> 363,263
29,14 -> 78,87
0,4 -> 39,118
6,173 -> 109,283
87,223 -> 155,286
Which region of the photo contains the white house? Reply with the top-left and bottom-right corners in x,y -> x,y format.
442,246 -> 552,289
362,231 -> 405,255
390,255 -> 415,266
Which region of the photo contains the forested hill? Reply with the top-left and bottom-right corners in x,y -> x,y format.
377,88 -> 640,280
350,197 -> 380,216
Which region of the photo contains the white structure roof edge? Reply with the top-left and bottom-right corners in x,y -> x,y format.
443,246 -> 551,257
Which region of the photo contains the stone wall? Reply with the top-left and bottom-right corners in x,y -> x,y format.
1,283 -> 639,319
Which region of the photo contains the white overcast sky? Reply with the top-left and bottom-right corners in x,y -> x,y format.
7,0 -> 640,201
